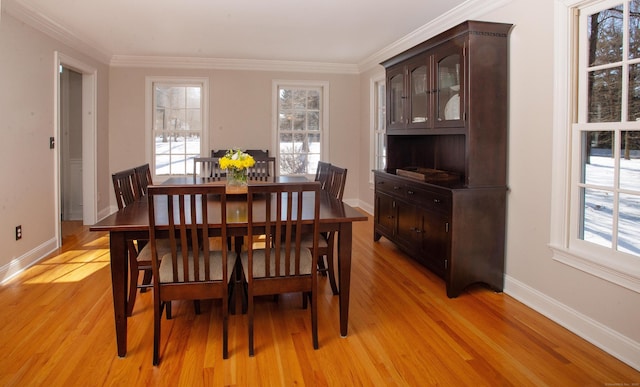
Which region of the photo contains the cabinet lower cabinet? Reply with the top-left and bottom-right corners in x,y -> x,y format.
374,171 -> 505,298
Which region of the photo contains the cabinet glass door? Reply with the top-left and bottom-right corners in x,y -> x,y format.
387,70 -> 405,129
435,43 -> 464,127
409,62 -> 429,127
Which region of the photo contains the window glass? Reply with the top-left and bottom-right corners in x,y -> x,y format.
277,85 -> 324,175
575,0 -> 640,258
153,83 -> 203,176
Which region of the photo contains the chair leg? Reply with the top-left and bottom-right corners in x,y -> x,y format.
222,315 -> 229,359
194,300 -> 201,315
153,298 -> 162,365
140,268 -> 152,293
326,251 -> 339,295
312,288 -> 319,350
127,256 -> 139,317
248,293 -> 255,357
165,301 -> 172,320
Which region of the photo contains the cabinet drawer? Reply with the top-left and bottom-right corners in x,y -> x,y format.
405,186 -> 451,213
375,177 -> 406,196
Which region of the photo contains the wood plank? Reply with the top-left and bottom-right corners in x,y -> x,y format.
0,218 -> 637,385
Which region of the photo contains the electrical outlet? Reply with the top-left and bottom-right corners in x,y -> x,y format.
16,225 -> 22,240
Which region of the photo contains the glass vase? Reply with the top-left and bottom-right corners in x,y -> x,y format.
227,167 -> 248,187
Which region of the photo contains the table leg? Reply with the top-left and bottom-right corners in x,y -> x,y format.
337,223 -> 352,337
110,232 -> 128,357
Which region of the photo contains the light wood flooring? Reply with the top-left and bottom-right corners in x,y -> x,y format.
0,214 -> 638,386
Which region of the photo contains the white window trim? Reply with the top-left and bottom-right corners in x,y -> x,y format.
551,0 -> 640,293
271,80 -> 330,178
145,76 -> 209,181
369,74 -> 385,186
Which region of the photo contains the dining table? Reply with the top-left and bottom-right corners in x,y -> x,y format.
90,175 -> 367,357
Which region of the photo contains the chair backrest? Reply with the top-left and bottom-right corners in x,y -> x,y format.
147,185 -> 229,284
112,168 -> 139,210
246,182 -> 320,279
193,157 -> 224,180
211,149 -> 269,159
325,165 -> 347,201
247,156 -> 276,181
133,163 -> 153,197
315,161 -> 331,190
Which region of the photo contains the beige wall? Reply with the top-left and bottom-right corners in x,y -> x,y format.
0,10 -> 109,277
107,67 -> 360,209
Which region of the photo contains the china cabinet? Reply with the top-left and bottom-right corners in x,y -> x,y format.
374,20 -> 512,298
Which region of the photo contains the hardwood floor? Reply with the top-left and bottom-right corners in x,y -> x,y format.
1,213 -> 638,386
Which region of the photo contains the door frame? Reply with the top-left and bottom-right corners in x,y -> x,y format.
54,51 -> 97,245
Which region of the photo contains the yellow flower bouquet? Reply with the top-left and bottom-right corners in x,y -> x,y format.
219,149 -> 255,185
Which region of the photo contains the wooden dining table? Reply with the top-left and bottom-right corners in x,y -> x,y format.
90,176 -> 367,357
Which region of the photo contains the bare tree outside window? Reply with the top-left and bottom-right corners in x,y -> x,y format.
577,0 -> 640,257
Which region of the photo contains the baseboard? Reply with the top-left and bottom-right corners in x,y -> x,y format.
0,238 -> 58,284
505,275 -> 640,371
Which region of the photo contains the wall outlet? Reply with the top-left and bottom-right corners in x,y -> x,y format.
16,225 -> 22,240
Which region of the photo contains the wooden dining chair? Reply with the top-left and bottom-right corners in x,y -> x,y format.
147,185 -> 235,364
304,165 -> 348,295
193,157 -> 224,180
112,168 -> 152,317
133,163 -> 153,197
240,182 -> 321,356
315,161 -> 331,190
247,156 -> 276,181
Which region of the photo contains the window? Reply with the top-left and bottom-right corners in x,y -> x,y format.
146,77 -> 208,176
273,81 -> 329,176
552,0 -> 640,292
371,76 -> 387,183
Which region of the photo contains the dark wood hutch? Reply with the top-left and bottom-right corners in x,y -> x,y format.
374,20 -> 513,298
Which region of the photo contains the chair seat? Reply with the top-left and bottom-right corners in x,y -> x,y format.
301,233 -> 328,249
137,238 -> 171,263
159,251 -> 235,283
241,247 -> 313,278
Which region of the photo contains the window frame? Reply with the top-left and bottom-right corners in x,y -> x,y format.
271,80 -> 329,178
145,76 -> 209,180
551,0 -> 640,293
370,75 -> 386,185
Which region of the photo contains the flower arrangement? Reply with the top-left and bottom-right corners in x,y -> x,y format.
219,149 -> 255,185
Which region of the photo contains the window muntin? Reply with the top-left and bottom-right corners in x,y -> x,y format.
152,82 -> 204,176
276,85 -> 326,176
574,0 -> 640,259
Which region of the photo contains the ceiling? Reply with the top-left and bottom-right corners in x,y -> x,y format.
6,0 -> 468,66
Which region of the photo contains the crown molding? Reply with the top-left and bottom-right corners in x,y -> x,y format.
4,0 -> 111,64
357,0 -> 514,73
110,55 -> 360,74
5,0 -> 511,74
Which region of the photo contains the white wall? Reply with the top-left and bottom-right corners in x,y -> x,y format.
357,0 -> 639,369
0,10 -> 110,281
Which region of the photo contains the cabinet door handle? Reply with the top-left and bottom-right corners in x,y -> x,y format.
433,198 -> 441,203
393,186 -> 401,190
407,190 -> 414,195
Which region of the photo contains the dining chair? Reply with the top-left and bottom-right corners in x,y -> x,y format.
304,164 -> 348,295
112,168 -> 153,317
212,149 -> 269,159
240,182 -> 321,356
147,184 -> 235,364
247,156 -> 276,181
133,163 -> 153,197
193,157 -> 224,179
315,161 -> 331,190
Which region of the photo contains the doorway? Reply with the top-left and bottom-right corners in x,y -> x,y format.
54,52 -> 98,247
60,66 -> 83,228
